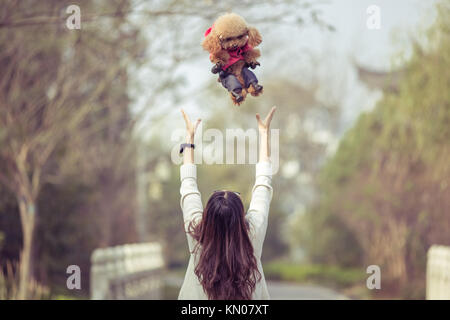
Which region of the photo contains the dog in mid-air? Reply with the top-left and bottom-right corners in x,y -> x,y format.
202,13 -> 263,106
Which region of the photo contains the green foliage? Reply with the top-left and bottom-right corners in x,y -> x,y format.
300,2 -> 450,298
291,204 -> 364,267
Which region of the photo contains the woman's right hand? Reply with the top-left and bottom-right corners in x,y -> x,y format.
256,106 -> 277,133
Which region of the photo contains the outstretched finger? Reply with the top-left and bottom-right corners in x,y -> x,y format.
265,106 -> 277,124
256,113 -> 262,125
181,109 -> 189,124
194,119 -> 202,131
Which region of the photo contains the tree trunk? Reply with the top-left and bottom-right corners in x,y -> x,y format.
17,196 -> 36,300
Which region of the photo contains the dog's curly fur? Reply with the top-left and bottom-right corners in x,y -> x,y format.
202,13 -> 263,105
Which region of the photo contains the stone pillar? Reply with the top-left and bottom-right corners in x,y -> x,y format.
426,245 -> 450,299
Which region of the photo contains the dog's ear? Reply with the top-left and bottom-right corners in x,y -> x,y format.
202,32 -> 221,55
247,27 -> 262,47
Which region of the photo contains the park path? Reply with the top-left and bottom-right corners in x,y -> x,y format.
164,276 -> 349,300
267,281 -> 349,300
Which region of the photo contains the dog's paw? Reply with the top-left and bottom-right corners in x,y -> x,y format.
250,88 -> 263,97
248,83 -> 263,96
230,89 -> 247,106
249,61 -> 260,69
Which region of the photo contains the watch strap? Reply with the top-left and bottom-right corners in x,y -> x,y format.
180,143 -> 195,154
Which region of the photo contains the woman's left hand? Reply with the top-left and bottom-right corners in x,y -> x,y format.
181,109 -> 201,142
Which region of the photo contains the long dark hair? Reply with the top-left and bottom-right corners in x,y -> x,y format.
188,191 -> 261,300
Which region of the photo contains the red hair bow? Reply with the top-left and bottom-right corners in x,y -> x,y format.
204,24 -> 214,37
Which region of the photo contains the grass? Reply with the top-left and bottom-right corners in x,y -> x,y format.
48,284 -> 89,300
263,261 -> 366,289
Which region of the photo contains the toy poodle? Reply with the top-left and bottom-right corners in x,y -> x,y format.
202,13 -> 263,105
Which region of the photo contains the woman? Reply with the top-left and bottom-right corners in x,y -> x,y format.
178,106 -> 276,300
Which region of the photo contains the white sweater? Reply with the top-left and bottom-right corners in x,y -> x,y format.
178,161 -> 273,300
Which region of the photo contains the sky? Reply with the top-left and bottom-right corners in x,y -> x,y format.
320,0 -> 437,68
304,0 -> 439,132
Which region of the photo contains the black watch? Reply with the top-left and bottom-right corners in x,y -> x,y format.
179,143 -> 195,154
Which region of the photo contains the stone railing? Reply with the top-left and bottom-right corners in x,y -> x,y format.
426,245 -> 450,300
90,242 -> 164,300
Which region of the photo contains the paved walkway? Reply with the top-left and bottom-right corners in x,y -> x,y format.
165,276 -> 348,300
267,281 -> 349,300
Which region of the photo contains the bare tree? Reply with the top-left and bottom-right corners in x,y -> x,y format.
0,0 -> 143,298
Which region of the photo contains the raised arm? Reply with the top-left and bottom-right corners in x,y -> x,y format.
179,110 -> 203,251
246,107 -> 276,258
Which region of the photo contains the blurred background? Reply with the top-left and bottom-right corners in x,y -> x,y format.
0,0 -> 449,300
